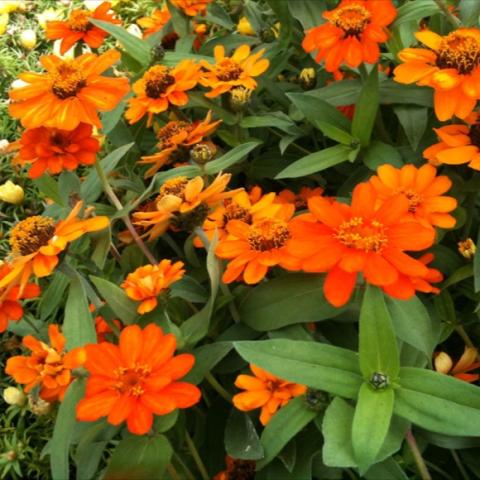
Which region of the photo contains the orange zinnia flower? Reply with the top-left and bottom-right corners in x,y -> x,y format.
125,61 -> 201,127
233,364 -> 306,425
302,0 -> 397,72
5,324 -> 86,402
286,182 -> 436,307
170,0 -> 213,16
121,260 -> 185,314
0,202 -> 109,292
45,1 -> 120,55
215,204 -> 301,285
199,45 -> 269,98
424,120 -> 480,170
0,263 -> 40,333
11,123 -> 100,179
394,29 -> 480,121
139,111 -> 221,177
137,6 -> 171,38
369,164 -> 457,229
435,347 -> 480,383
76,324 -> 201,435
9,50 -> 129,131
133,173 -> 242,240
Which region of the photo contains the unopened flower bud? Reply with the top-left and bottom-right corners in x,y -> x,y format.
0,181 -> 24,204
126,24 -> 142,38
237,16 -> 255,36
299,68 -> 317,90
28,395 -> 52,415
229,86 -> 253,112
190,142 -> 216,164
459,238 -> 476,259
152,44 -> 165,62
19,29 -> 36,50
3,386 -> 26,406
304,388 -> 329,411
0,139 -> 9,153
434,352 -> 453,374
369,372 -> 389,390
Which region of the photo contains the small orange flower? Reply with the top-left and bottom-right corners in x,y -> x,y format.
9,50 -> 130,131
277,186 -> 324,209
11,123 -> 100,179
302,0 -> 397,72
46,1 -> 120,55
137,6 -> 171,38
0,263 -> 40,333
170,0 -> 213,17
89,304 -> 122,342
76,324 -> 201,435
5,324 -> 86,402
435,347 -> 480,383
213,457 -> 256,480
286,182 -> 436,307
233,364 -> 306,425
121,260 -> 185,314
125,61 -> 201,126
215,204 -> 301,285
424,120 -> 480,170
394,28 -> 480,120
200,45 -> 269,98
133,173 -> 242,240
369,164 -> 457,229
0,202 -> 109,292
139,111 -> 221,177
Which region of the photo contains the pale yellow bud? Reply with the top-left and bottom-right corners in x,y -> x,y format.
19,29 -> 36,50
28,395 -> 52,415
434,352 -> 453,375
126,24 -> 142,38
0,139 -> 9,153
0,181 -> 24,204
37,8 -> 62,29
237,16 -> 255,36
459,238 -> 476,260
0,13 -> 9,35
3,386 -> 26,406
299,67 -> 317,90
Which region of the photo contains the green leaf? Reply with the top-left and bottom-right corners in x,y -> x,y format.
359,286 -> 399,379
474,226 -> 480,292
257,396 -> 317,469
204,140 -> 262,174
459,0 -> 480,25
166,0 -> 190,37
234,339 -> 362,399
393,106 -> 428,151
89,19 -> 151,65
395,367 -> 480,436
50,380 -> 85,480
288,0 -> 325,30
59,171 -> 81,204
90,276 -> 138,325
317,122 -> 357,145
363,140 -> 403,170
240,112 -> 304,136
91,227 -> 111,270
379,79 -> 433,107
205,3 -> 235,29
239,274 -> 345,331
308,80 -> 361,106
189,92 -> 238,125
104,435 -> 173,480
266,0 -> 293,47
33,175 -> 64,206
64,275 -> 96,349
364,458 -> 409,480
393,0 -> 440,26
276,145 -> 353,179
225,410 -> 264,460
39,271 -> 69,320
352,67 -> 379,147
352,385 -> 394,474
153,410 -> 179,433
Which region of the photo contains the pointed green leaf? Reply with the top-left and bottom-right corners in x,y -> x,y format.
225,410 -> 264,460
204,140 -> 262,174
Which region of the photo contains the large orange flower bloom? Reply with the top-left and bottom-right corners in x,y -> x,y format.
0,202 -> 109,292
45,2 -> 120,54
200,45 -> 269,98
394,29 -> 480,120
435,347 -> 480,383
76,324 -> 201,435
233,364 -> 306,425
11,123 -> 100,179
0,263 -> 40,333
424,121 -> 480,170
286,182 -> 436,307
302,0 -> 397,72
137,6 -> 171,38
170,0 -> 213,16
139,111 -> 221,177
215,204 -> 300,285
121,260 -> 185,314
9,50 -> 129,131
125,61 -> 200,126
5,324 -> 86,402
369,164 -> 457,229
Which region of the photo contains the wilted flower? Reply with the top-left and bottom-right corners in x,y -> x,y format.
459,238 -> 476,259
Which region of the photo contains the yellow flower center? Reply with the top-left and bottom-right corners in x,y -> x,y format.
50,62 -> 87,99
248,218 -> 290,251
144,66 -> 175,99
335,217 -> 387,253
159,176 -> 189,200
469,123 -> 480,147
67,9 -> 92,32
395,188 -> 423,213
10,216 -> 56,256
331,4 -> 371,36
216,59 -> 243,82
223,202 -> 252,224
157,121 -> 190,149
436,32 -> 480,75
114,364 -> 151,397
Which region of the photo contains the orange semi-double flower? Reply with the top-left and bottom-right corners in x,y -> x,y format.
170,0 -> 213,16
394,29 -> 480,121
137,6 -> 171,38
76,324 -> 201,435
302,0 -> 397,72
9,50 -> 129,131
5,324 -> 86,402
121,260 -> 185,314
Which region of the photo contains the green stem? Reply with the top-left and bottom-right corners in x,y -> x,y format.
94,162 -> 157,265
205,372 -> 232,403
450,449 -> 470,480
405,429 -> 432,480
166,463 -> 181,480
267,127 -> 312,155
173,453 -> 196,480
433,0 -> 462,28
185,432 -> 209,480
